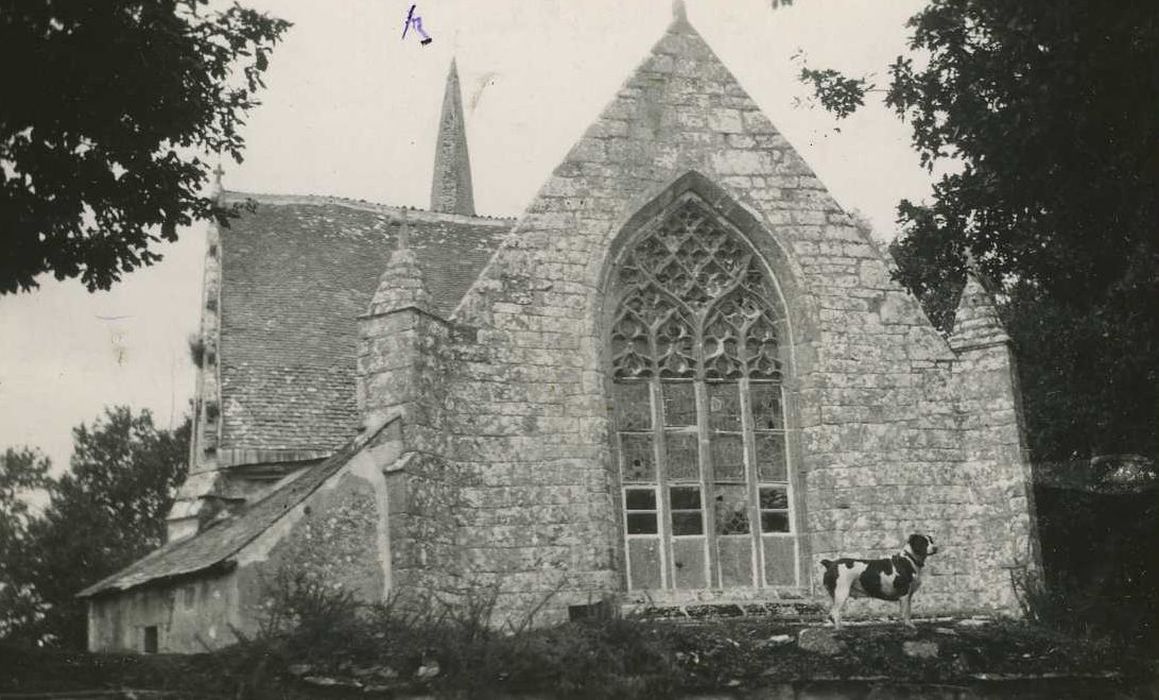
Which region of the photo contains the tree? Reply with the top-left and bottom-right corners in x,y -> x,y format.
0,408 -> 190,648
797,1 -> 1159,461
0,1 -> 290,294
0,447 -> 52,641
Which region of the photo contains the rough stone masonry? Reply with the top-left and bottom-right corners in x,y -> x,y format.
80,2 -> 1038,653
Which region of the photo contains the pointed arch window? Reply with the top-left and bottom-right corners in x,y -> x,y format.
610,194 -> 796,591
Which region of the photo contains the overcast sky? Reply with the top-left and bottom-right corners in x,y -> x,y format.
0,0 -> 930,471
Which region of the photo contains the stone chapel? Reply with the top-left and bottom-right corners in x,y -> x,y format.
80,4 -> 1038,653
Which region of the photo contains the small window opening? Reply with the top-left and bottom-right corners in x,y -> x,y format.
568,600 -> 613,621
143,625 -> 159,654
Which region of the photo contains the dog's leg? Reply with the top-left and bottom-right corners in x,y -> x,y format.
831,583 -> 850,630
900,594 -> 915,628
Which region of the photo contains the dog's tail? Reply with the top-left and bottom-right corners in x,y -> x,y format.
820,559 -> 834,569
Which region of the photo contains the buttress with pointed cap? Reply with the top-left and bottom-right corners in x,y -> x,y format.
430,57 -> 476,216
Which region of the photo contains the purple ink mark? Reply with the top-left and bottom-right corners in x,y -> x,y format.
402,4 -> 433,45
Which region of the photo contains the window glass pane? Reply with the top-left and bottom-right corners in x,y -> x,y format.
624,488 -> 656,511
761,512 -> 790,533
662,382 -> 697,426
750,383 -> 783,430
620,434 -> 655,483
759,486 -> 789,510
673,538 -> 707,589
627,512 -> 658,535
711,434 -> 745,481
706,383 -> 742,431
756,434 -> 787,482
665,432 -> 700,481
718,536 -> 754,587
628,538 -> 662,589
669,486 -> 701,510
672,511 -> 704,536
763,536 -> 796,585
714,485 -> 750,534
614,382 -> 652,431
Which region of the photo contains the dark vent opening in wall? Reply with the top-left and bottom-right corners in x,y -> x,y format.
568,600 -> 613,622
143,625 -> 159,654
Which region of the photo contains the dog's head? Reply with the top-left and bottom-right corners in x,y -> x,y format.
905,534 -> 938,564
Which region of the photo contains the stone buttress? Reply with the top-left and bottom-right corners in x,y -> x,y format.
168,168 -> 229,542
947,264 -> 1040,607
357,217 -> 464,599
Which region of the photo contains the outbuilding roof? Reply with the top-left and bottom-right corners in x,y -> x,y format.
215,193 -> 512,456
78,417 -> 397,598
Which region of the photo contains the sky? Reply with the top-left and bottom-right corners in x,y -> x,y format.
0,0 -> 931,472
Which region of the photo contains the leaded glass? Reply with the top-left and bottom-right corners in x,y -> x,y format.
662,382 -> 697,426
614,382 -> 652,431
610,193 -> 795,591
665,432 -> 700,481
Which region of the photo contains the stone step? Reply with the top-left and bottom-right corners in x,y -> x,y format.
624,599 -> 827,622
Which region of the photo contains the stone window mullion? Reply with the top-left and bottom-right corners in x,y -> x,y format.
739,375 -> 764,587
693,378 -> 720,586
650,378 -> 672,590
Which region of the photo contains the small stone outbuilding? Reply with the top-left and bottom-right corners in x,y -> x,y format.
81,5 -> 1038,653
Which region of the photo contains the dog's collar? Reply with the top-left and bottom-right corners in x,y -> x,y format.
902,550 -> 925,568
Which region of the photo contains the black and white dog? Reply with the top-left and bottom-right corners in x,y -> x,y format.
820,534 -> 938,629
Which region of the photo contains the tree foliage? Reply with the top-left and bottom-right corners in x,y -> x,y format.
0,447 -> 52,641
0,0 -> 290,294
799,1 -> 1159,460
0,407 -> 189,648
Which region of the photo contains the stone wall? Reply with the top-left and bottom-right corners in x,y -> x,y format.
87,572 -> 240,654
395,15 -> 1038,622
90,426 -> 402,653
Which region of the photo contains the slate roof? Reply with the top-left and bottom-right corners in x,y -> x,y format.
79,420 -> 392,598
216,193 -> 512,455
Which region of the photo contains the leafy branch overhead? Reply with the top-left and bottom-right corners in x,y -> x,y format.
794,1 -> 1159,459
796,64 -> 873,120
0,1 -> 290,294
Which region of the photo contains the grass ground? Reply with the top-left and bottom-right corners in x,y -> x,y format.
2,615 -> 1156,698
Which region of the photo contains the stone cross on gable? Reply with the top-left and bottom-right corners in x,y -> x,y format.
397,211 -> 411,251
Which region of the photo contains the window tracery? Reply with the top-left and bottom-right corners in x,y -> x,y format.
610,194 -> 795,592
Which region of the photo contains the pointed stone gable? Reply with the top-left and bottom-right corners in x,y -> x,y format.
430,59 -> 476,216
439,10 -> 1038,619
367,218 -> 433,316
457,11 -> 952,368
948,269 -> 1010,349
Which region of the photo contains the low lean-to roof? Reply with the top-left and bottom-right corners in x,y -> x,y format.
78,419 -> 394,598
216,193 -> 512,456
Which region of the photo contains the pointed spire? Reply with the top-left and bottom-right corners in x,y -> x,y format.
948,255 -> 1009,350
430,57 -> 476,216
672,0 -> 688,25
367,213 -> 432,316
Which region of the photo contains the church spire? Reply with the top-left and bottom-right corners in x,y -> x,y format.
430,57 -> 476,216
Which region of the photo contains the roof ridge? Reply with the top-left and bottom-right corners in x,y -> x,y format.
221,190 -> 517,224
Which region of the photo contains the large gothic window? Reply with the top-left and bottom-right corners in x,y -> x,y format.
610,194 -> 797,591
